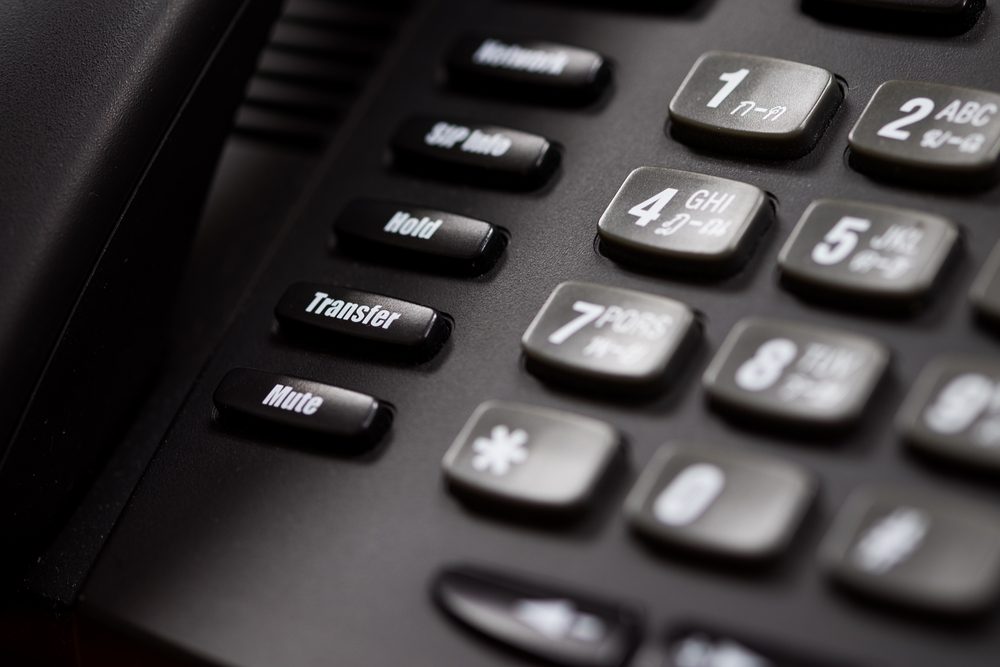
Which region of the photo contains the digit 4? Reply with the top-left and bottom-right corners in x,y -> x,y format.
629,188 -> 679,227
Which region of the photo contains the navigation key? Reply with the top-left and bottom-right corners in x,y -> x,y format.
433,565 -> 642,667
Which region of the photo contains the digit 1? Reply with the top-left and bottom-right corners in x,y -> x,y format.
706,68 -> 750,109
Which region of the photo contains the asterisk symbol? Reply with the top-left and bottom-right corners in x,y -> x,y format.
471,425 -> 529,476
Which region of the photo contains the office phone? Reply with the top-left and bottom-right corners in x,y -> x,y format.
3,0 -> 1000,665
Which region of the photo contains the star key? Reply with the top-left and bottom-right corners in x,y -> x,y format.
441,401 -> 621,516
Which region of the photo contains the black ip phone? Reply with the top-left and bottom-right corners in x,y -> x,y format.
3,1 -> 1000,666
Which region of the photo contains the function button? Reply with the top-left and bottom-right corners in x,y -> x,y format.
442,401 -> 620,514
625,444 -> 816,561
275,283 -> 450,356
970,241 -> 1000,327
703,318 -> 889,429
849,81 -> 1000,188
433,565 -> 642,667
521,282 -> 698,395
821,486 -> 1000,615
668,51 -> 842,158
391,116 -> 559,189
778,199 -> 958,308
897,356 -> 1000,473
332,199 -> 505,275
597,167 -> 770,275
213,368 -> 391,445
446,35 -> 610,105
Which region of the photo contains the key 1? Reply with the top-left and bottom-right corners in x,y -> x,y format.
668,51 -> 842,158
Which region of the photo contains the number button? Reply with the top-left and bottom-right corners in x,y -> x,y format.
625,444 -> 817,561
898,356 -> 1000,473
778,199 -> 958,308
971,241 -> 1000,329
597,167 -> 771,275
849,81 -> 1000,188
521,282 -> 698,395
703,318 -> 889,428
668,51 -> 843,158
821,487 -> 1000,616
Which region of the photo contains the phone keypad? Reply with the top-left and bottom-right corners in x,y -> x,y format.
521,281 -> 698,394
625,444 -> 817,561
668,51 -> 842,158
778,199 -> 958,306
849,81 -> 1000,187
703,318 -> 889,428
598,167 -> 770,274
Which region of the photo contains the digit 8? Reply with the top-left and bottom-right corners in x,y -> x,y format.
735,338 -> 799,392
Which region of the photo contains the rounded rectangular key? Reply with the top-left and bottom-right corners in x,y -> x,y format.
446,35 -> 610,105
275,282 -> 451,355
668,51 -> 842,158
821,486 -> 1000,615
778,199 -> 958,307
213,368 -> 391,445
442,401 -> 621,514
521,281 -> 698,395
849,80 -> 1000,188
625,444 -> 817,561
703,318 -> 889,428
391,116 -> 560,189
332,199 -> 505,275
597,167 -> 770,275
970,241 -> 1000,327
897,356 -> 1000,473
433,565 -> 642,667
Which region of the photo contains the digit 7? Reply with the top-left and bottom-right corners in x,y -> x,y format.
548,301 -> 606,345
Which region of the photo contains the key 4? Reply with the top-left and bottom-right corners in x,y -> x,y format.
598,167 -> 771,276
